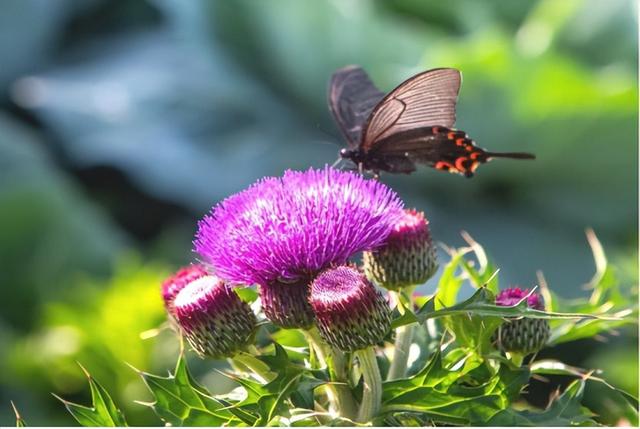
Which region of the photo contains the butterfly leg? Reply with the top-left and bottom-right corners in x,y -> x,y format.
358,162 -> 364,175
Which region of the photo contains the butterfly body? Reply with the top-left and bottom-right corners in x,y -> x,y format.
329,65 -> 534,177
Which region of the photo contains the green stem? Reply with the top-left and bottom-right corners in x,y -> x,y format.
387,288 -> 416,381
387,323 -> 415,380
304,328 -> 357,420
355,347 -> 382,423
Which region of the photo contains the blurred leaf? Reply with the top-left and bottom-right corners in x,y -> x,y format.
54,365 -> 127,426
531,360 -> 639,412
547,230 -> 638,346
136,354 -> 236,426
486,379 -> 597,426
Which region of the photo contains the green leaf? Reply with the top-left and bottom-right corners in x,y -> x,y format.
220,344 -> 316,426
10,401 -> 27,427
54,364 -> 127,426
136,354 -> 238,426
392,287 -> 618,339
531,360 -> 639,411
486,379 -> 597,426
381,350 -> 530,425
436,249 -> 469,308
235,286 -> 259,304
545,230 -> 638,346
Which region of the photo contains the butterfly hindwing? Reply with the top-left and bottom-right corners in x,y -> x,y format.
367,126 -> 488,177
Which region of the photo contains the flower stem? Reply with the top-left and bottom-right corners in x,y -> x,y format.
355,347 -> 382,423
387,289 -> 416,380
387,323 -> 415,380
304,328 -> 357,420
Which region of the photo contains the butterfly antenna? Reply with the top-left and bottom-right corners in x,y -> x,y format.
485,151 -> 536,160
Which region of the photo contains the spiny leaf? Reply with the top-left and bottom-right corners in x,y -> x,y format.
381,350 -> 530,425
531,360 -> 639,411
135,354 -> 238,426
393,287 -> 623,331
10,401 -> 27,427
220,344 -> 315,426
54,364 -> 127,426
486,379 -> 598,426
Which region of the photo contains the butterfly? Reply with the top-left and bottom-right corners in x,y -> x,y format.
328,65 -> 535,177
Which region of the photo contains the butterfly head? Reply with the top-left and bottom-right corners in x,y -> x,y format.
340,148 -> 364,165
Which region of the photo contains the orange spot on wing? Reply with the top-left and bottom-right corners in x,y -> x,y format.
435,161 -> 453,171
447,132 -> 456,140
455,138 -> 465,146
470,152 -> 479,159
455,157 -> 468,172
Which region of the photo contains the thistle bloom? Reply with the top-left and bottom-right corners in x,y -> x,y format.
195,167 -> 404,286
173,275 -> 257,359
363,209 -> 437,290
310,266 -> 391,352
495,287 -> 544,310
161,264 -> 208,315
194,167 -> 403,328
492,287 -> 549,356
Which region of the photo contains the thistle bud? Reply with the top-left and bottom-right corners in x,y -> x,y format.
363,209 -> 437,290
173,275 -> 257,359
259,279 -> 315,329
492,287 -> 550,355
310,266 -> 391,352
161,264 -> 208,316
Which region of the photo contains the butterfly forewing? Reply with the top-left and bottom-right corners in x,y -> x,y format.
361,68 -> 461,151
328,66 -> 386,148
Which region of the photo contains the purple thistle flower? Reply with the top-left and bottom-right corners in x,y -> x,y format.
493,287 -> 549,356
310,265 -> 391,352
363,209 -> 438,290
194,166 -> 404,287
495,287 -> 544,310
161,264 -> 209,315
173,275 -> 257,359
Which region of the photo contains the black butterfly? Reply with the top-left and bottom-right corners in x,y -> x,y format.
328,65 -> 534,177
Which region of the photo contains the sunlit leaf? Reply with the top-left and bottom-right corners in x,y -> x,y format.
54,364 -> 127,426
136,354 -> 237,426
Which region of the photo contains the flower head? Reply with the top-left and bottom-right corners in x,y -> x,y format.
493,287 -> 549,356
310,266 -> 391,352
195,166 -> 404,286
173,275 -> 257,359
363,209 -> 437,290
495,287 -> 544,310
259,279 -> 315,329
161,264 -> 208,314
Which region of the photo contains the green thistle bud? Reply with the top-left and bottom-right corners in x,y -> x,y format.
310,266 -> 391,352
363,209 -> 437,290
173,275 -> 257,359
492,287 -> 550,355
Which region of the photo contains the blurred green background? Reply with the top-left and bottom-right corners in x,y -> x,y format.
0,0 -> 637,425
